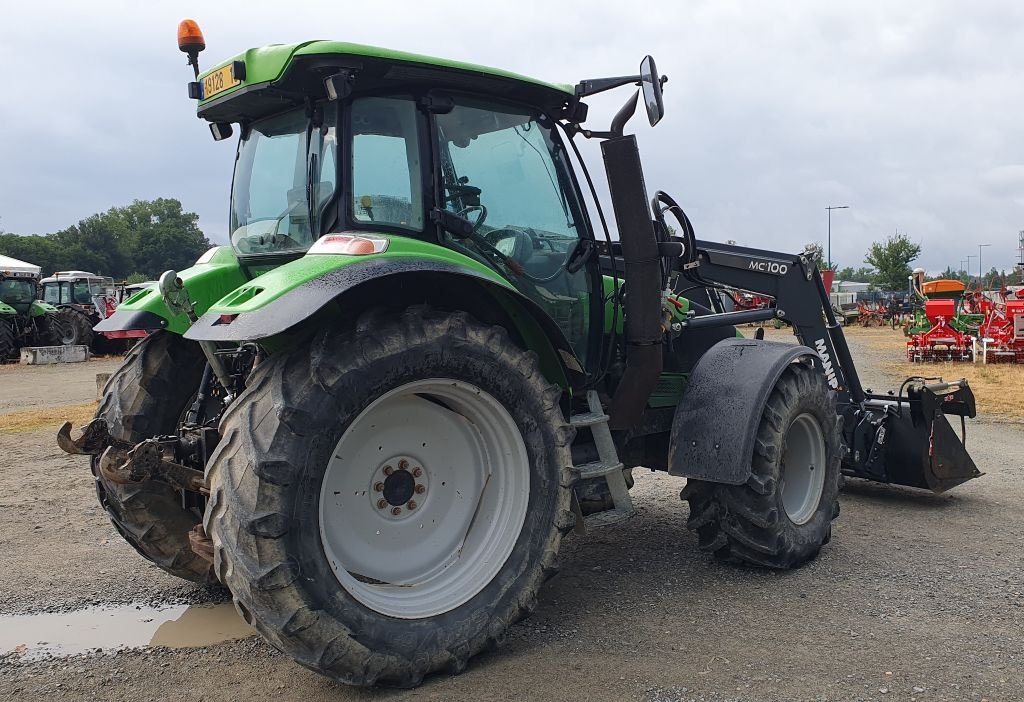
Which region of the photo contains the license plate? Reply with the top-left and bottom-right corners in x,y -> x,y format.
202,64 -> 241,100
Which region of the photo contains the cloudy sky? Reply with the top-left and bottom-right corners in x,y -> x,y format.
1,0 -> 1022,275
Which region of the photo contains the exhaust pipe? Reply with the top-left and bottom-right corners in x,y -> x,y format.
601,134 -> 663,430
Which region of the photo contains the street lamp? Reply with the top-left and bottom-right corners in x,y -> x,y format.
978,243 -> 991,287
825,205 -> 850,269
967,255 -> 976,280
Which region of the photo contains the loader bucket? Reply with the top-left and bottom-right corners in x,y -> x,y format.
880,379 -> 982,493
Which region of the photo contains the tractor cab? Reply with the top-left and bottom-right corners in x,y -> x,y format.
0,273 -> 37,315
0,256 -> 43,315
40,271 -> 116,316
200,42 -> 640,371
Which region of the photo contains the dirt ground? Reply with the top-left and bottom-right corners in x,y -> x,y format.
1,332 -> 1022,702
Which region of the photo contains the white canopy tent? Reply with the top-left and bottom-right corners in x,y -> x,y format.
0,254 -> 41,278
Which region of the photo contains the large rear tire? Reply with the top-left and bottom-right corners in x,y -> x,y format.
35,312 -> 69,347
681,363 -> 841,568
0,317 -> 16,360
206,307 -> 575,686
57,308 -> 95,347
93,331 -> 214,583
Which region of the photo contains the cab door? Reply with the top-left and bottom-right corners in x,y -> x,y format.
432,97 -> 600,369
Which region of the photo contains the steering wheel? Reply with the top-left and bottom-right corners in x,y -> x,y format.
483,227 -> 570,284
456,205 -> 488,233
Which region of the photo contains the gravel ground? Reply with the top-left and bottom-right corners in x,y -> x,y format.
1,330 -> 1021,701
0,357 -> 123,412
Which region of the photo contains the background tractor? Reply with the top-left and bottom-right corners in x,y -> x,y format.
58,23 -> 981,687
0,255 -> 67,360
40,271 -> 151,351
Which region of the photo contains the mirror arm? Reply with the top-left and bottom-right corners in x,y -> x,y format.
579,91 -> 640,140
575,74 -> 641,98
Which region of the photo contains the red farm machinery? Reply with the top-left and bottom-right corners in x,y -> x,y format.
906,276 -> 977,363
977,289 -> 1024,363
856,300 -> 888,327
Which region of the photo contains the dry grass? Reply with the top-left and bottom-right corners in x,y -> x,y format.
0,402 -> 97,435
879,359 -> 1024,420
843,325 -> 1024,420
758,323 -> 1024,420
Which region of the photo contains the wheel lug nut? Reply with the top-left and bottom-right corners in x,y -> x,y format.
374,482 -> 385,492
407,500 -> 417,510
398,459 -> 409,471
391,507 -> 402,516
415,484 -> 426,494
377,499 -> 387,509
383,465 -> 393,476
412,467 -> 423,478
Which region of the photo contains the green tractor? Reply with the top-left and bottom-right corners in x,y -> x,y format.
58,21 -> 981,687
0,256 -> 66,360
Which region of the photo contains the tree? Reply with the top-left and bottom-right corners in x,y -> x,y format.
804,242 -> 826,268
865,231 -> 921,291
932,267 -> 969,284
0,199 -> 210,279
835,266 -> 875,283
854,266 -> 876,282
117,199 -> 211,278
0,233 -> 62,274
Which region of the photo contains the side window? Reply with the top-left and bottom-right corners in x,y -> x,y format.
351,97 -> 423,230
72,282 -> 93,304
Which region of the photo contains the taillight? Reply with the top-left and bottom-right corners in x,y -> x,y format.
308,234 -> 388,256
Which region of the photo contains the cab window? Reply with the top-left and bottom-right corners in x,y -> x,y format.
351,97 -> 423,230
434,99 -> 594,363
43,283 -> 67,305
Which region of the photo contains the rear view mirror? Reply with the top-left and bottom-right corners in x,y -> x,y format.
640,55 -> 664,126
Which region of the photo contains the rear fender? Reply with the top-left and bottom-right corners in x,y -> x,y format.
668,338 -> 820,484
29,301 -> 58,317
93,247 -> 246,335
184,243 -> 584,390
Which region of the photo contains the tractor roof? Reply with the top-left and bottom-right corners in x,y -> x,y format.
196,41 -> 574,123
41,270 -> 100,282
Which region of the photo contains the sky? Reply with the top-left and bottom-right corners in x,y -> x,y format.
1,0 -> 1022,276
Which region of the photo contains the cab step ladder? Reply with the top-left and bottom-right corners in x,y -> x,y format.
572,390 -> 636,527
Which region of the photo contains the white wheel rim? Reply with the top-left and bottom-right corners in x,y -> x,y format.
318,379 -> 530,619
779,413 -> 826,525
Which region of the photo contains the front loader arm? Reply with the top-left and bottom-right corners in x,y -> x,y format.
684,241 -> 860,407
685,240 -> 864,404
676,239 -> 980,493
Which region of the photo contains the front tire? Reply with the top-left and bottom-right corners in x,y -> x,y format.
682,363 -> 841,568
206,307 -> 575,687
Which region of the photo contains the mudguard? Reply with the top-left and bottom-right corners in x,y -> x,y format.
29,300 -> 58,317
668,338 -> 819,484
184,239 -> 585,390
94,247 -> 246,335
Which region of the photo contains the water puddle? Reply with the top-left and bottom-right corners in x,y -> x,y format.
0,602 -> 253,660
